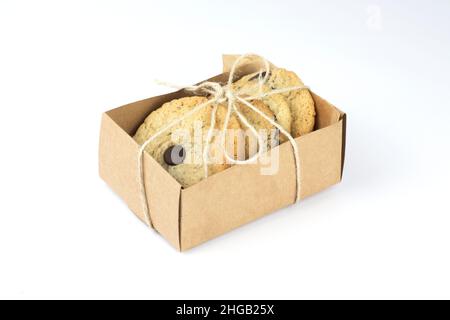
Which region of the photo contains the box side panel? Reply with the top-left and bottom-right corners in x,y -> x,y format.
312,92 -> 342,130
99,113 -> 181,250
300,119 -> 343,196
180,118 -> 343,251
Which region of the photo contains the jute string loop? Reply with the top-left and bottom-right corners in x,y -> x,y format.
138,54 -> 309,228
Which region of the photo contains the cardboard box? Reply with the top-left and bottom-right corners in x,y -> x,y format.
99,55 -> 346,251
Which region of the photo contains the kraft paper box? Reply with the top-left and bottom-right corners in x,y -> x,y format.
99,55 -> 347,251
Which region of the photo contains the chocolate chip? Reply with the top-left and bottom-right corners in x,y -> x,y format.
249,71 -> 269,81
164,145 -> 186,166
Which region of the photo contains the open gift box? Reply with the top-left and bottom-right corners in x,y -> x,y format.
99,55 -> 347,251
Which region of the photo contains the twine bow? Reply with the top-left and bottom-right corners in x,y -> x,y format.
138,54 -> 309,228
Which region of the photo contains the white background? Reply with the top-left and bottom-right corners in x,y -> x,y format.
1,0 -> 449,300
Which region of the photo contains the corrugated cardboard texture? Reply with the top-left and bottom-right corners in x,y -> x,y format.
99,56 -> 346,251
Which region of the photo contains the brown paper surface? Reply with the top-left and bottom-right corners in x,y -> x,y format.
100,103 -> 182,249
99,55 -> 346,251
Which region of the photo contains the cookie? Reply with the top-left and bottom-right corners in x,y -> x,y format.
266,68 -> 316,136
232,78 -> 291,142
235,99 -> 279,157
234,68 -> 316,137
134,96 -> 241,188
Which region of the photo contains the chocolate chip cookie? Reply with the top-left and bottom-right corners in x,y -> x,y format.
234,68 -> 316,137
134,96 -> 241,188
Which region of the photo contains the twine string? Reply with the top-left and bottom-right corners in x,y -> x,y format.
138,54 -> 309,228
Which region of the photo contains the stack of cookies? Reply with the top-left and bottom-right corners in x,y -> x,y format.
134,68 -> 316,188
